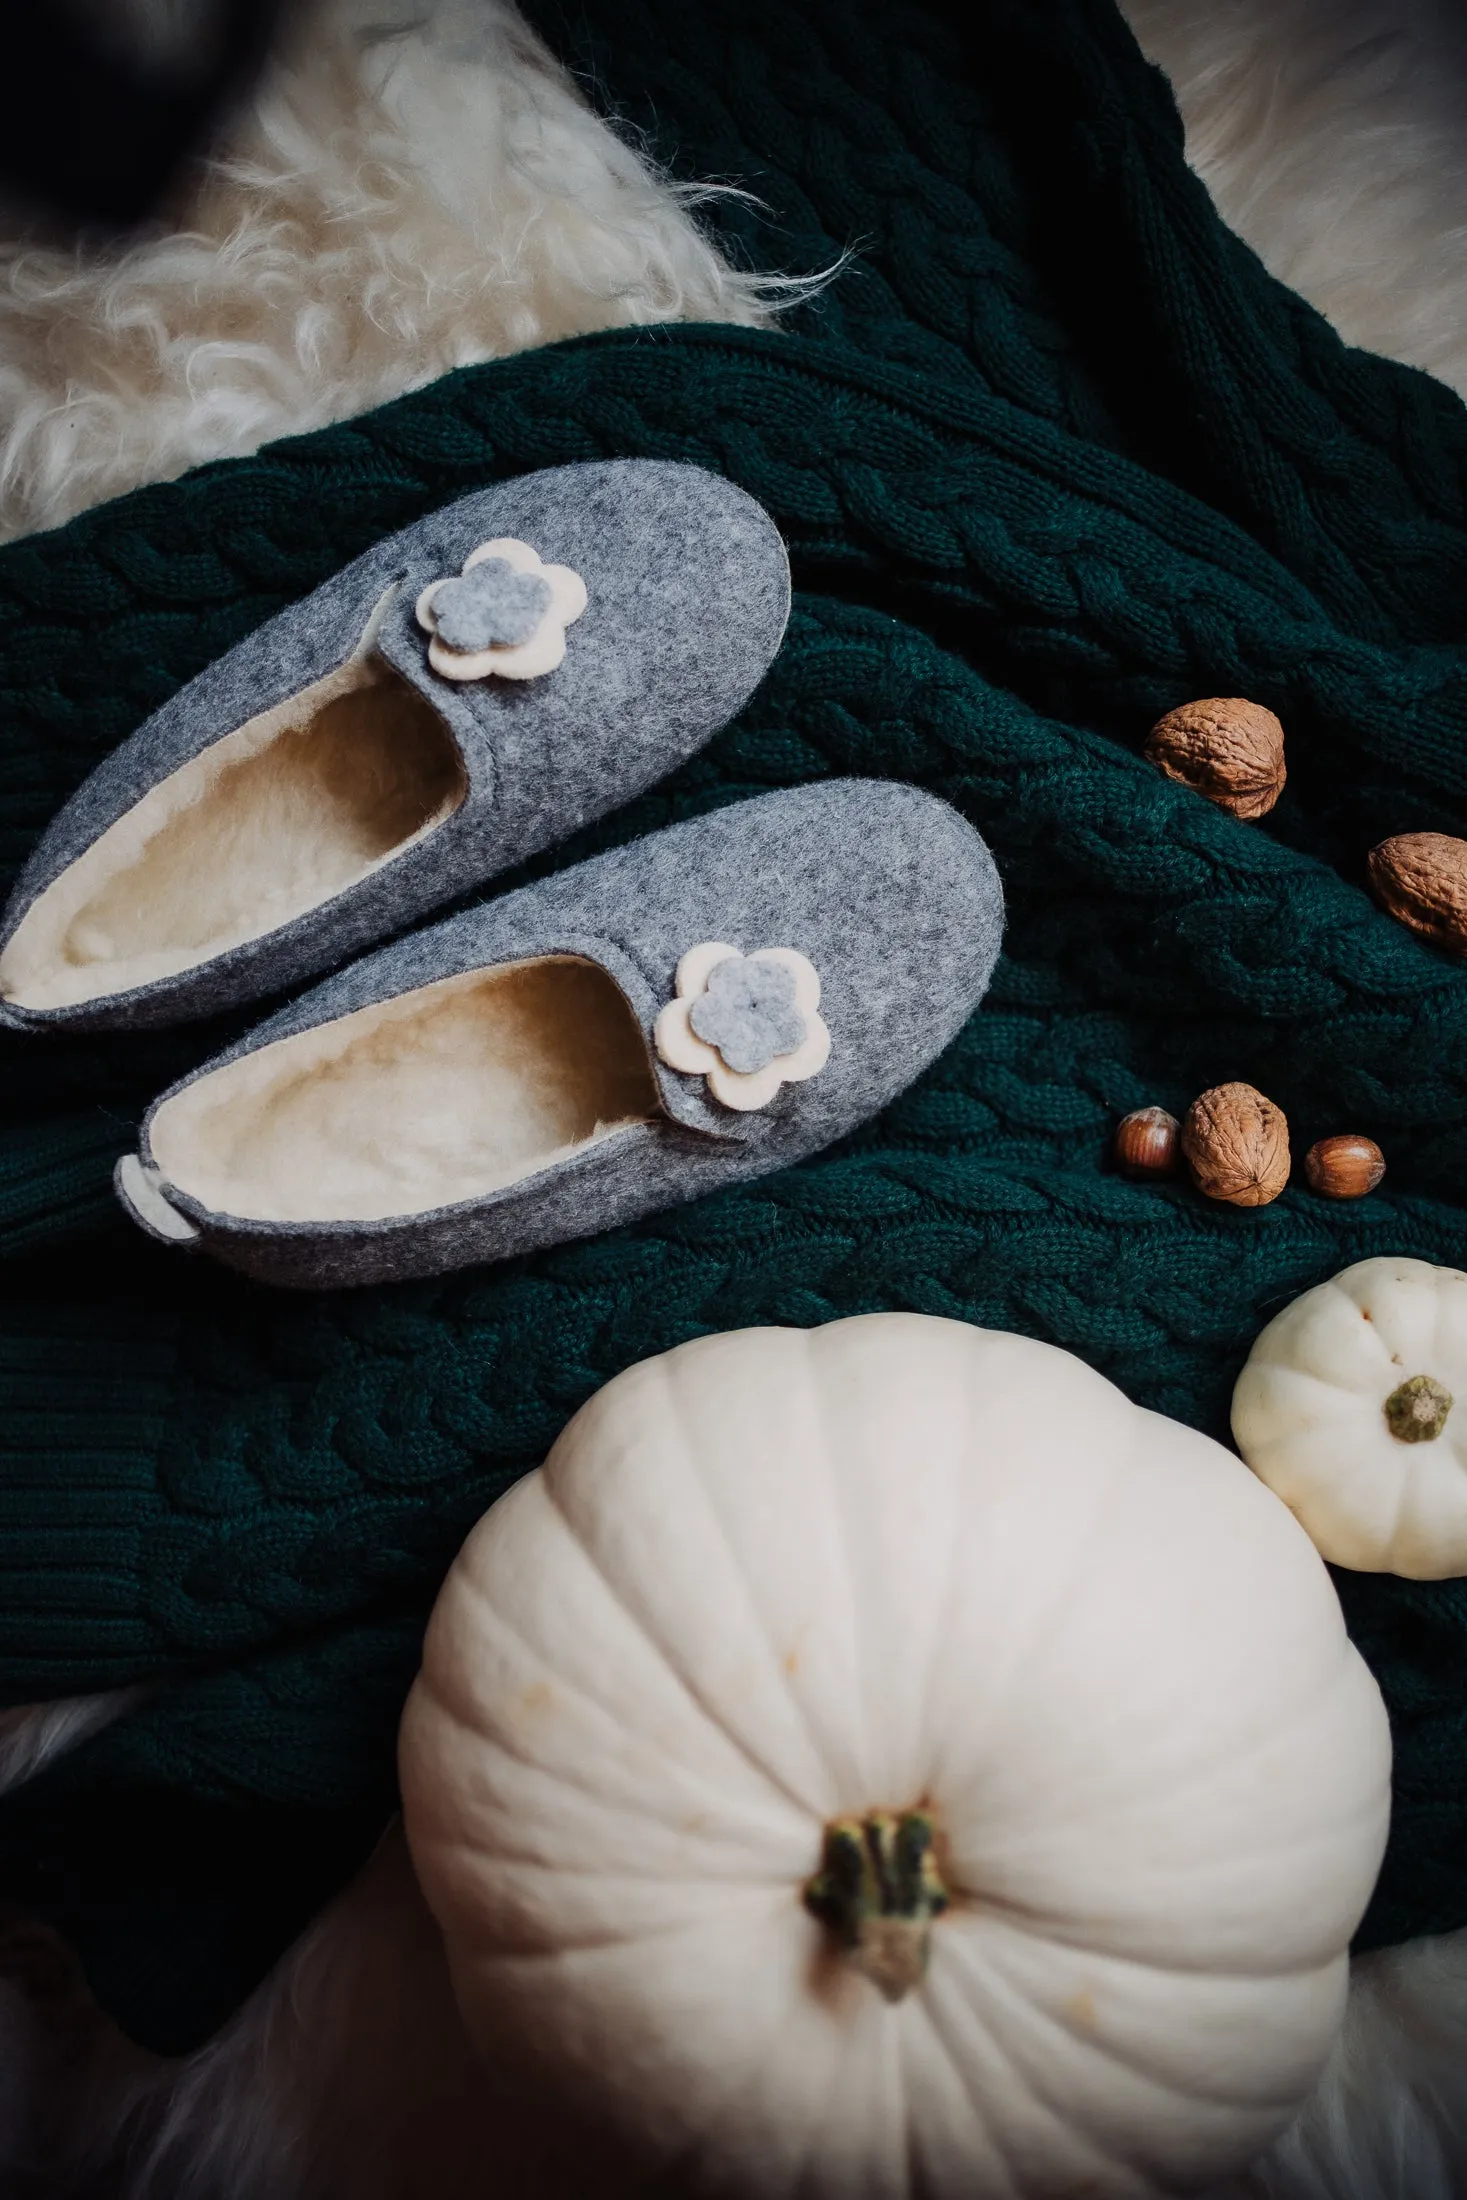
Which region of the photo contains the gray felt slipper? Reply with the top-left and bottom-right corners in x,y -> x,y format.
0,461 -> 790,1033
113,780 -> 1003,1289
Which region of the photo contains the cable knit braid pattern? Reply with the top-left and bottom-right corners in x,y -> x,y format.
2,0 -> 1467,2050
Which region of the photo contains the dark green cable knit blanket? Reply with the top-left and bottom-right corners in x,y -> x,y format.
4,0 -> 1467,2052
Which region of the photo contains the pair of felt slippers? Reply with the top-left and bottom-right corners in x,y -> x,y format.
0,462 -> 1004,1290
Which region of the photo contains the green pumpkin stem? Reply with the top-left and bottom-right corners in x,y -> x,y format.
1383,1373 -> 1453,1444
804,1809 -> 949,2002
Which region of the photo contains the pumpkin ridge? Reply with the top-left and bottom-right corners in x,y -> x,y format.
448,1883 -> 792,1962
662,1335 -> 852,1808
897,1993 -> 1008,2195
951,1887 -> 1354,1983
930,1341 -> 1140,1778
992,1643 -> 1369,1847
1391,1450 -> 1431,1577
536,1424 -> 831,1825
930,1351 -> 983,1799
435,1550 -> 815,1849
930,1708 -> 1385,1981
943,1919 -> 1325,2124
804,1325 -> 880,1797
920,1939 -> 1125,2186
443,1725 -> 809,1870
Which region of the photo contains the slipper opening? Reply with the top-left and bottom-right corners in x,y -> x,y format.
0,653 -> 467,1013
148,955 -> 659,1224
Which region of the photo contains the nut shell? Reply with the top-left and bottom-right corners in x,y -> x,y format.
1182,1083 -> 1290,1207
1304,1135 -> 1385,1201
1112,1107 -> 1179,1180
1145,698 -> 1286,820
1367,833 -> 1467,955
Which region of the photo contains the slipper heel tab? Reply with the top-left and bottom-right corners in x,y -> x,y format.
115,1155 -> 200,1247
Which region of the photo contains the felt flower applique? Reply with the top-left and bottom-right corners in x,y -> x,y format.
415,538 -> 587,682
655,943 -> 830,1111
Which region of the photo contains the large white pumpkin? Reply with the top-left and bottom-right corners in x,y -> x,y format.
400,1314 -> 1390,2199
1232,1254 -> 1467,1578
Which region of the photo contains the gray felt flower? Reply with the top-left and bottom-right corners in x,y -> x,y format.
655,943 -> 831,1111
429,559 -> 551,651
415,536 -> 587,682
690,952 -> 806,1073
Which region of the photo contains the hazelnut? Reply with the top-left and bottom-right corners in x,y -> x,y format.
1112,1107 -> 1179,1179
1145,698 -> 1286,819
1181,1083 -> 1290,1207
1304,1134 -> 1385,1200
1367,833 -> 1467,955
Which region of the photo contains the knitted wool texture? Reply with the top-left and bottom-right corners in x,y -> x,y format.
3,0 -> 1467,2051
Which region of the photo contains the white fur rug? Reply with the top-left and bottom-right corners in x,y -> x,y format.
0,0 -> 789,544
1126,0 -> 1467,399
2,0 -> 1467,2191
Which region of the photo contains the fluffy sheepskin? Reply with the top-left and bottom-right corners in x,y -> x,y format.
150,955 -> 657,1220
3,0 -> 1467,2192
1125,0 -> 1467,398
0,0 -> 793,545
0,611 -> 467,1011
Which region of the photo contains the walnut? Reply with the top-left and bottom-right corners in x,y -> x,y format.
1181,1083 -> 1290,1207
1144,698 -> 1286,819
1367,833 -> 1467,955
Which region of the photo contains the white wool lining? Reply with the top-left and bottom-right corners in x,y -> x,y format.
149,954 -> 659,1222
0,639 -> 467,1013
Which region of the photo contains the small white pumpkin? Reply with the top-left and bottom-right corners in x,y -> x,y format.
400,1314 -> 1390,2200
1233,1253 -> 1467,1578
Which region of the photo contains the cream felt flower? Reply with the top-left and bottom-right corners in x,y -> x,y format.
654,943 -> 830,1111
415,538 -> 587,681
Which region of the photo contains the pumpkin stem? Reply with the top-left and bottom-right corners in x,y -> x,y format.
1384,1373 -> 1453,1444
803,1809 -> 948,2003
